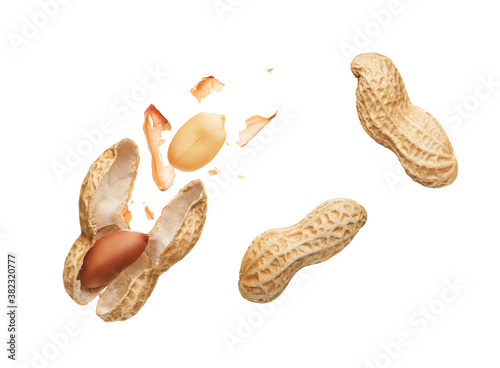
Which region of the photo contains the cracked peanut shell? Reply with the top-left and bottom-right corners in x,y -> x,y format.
63,138 -> 207,322
239,198 -> 367,303
351,52 -> 458,188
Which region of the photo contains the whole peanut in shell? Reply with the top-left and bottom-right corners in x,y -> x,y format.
239,198 -> 367,303
351,52 -> 458,188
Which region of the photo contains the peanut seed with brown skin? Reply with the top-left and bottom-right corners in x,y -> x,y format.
78,230 -> 148,289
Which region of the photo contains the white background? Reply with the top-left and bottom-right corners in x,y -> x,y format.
1,0 -> 500,367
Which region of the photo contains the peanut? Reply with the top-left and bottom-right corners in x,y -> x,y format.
351,52 -> 458,188
63,139 -> 208,322
239,198 -> 367,303
78,230 -> 148,289
167,112 -> 226,172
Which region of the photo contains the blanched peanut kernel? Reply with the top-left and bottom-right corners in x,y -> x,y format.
167,113 -> 226,172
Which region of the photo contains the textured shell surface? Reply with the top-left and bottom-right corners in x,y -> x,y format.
63,138 -> 208,322
351,52 -> 458,188
63,138 -> 139,305
239,198 -> 367,303
96,179 -> 207,322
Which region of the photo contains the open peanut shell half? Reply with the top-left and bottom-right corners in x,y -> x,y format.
63,138 -> 208,322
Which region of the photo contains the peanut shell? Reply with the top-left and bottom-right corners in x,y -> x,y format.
96,179 -> 207,321
239,198 -> 367,303
351,52 -> 458,188
63,138 -> 139,305
63,138 -> 207,322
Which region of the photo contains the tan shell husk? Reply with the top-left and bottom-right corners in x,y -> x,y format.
63,138 -> 208,322
96,180 -> 207,322
239,198 -> 367,303
351,52 -> 458,188
63,138 -> 139,305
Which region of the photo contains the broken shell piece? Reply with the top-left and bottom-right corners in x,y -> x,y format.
190,76 -> 225,103
63,138 -> 140,306
208,168 -> 221,176
267,68 -> 273,73
145,104 -> 171,131
144,205 -> 154,220
122,205 -> 132,223
143,104 -> 176,191
237,111 -> 278,147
